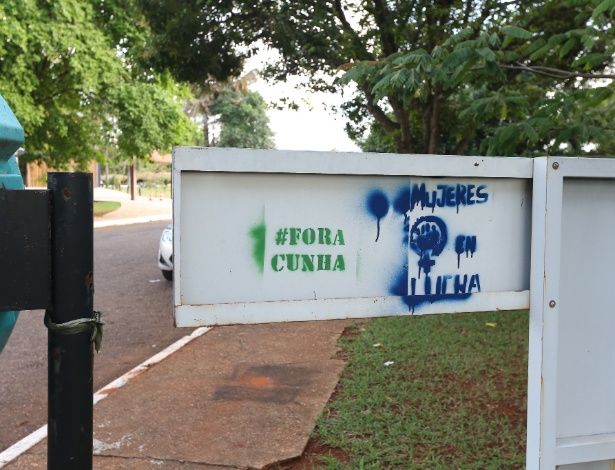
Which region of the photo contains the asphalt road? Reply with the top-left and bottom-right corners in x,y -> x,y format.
0,221 -> 194,452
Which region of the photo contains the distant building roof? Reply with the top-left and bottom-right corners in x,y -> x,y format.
150,150 -> 172,165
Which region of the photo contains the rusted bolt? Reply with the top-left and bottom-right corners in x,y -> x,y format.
552,162 -> 559,170
549,300 -> 556,308
62,188 -> 72,200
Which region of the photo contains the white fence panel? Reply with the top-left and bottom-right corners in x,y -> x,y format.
173,148 -> 532,327
527,157 -> 615,469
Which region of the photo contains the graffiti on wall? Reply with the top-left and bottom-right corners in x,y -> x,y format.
270,227 -> 347,272
245,178 -> 490,313
249,222 -> 348,274
367,181 -> 485,313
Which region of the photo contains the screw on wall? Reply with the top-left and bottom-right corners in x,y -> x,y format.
552,162 -> 559,170
549,300 -> 556,308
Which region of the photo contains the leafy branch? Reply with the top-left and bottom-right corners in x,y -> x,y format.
491,63 -> 615,80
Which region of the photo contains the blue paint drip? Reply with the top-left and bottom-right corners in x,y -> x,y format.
454,235 -> 477,268
400,293 -> 472,314
367,190 -> 390,242
403,216 -> 410,246
455,236 -> 464,268
392,187 -> 412,246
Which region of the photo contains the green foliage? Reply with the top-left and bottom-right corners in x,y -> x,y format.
140,0 -> 614,157
209,89 -> 275,149
182,72 -> 276,150
360,120 -> 400,154
0,0 -> 122,165
502,26 -> 532,41
469,87 -> 614,156
334,0 -> 614,156
0,0 -> 197,168
257,0 -> 613,155
108,79 -> 197,160
138,0 -> 267,84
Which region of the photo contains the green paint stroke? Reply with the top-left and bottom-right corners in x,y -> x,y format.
249,222 -> 267,273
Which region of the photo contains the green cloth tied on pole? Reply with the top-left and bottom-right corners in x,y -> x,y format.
44,311 -> 104,353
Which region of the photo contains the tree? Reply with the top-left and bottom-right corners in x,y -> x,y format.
182,70 -> 275,149
107,78 -> 197,160
266,0 -> 614,156
353,2 -> 615,157
209,88 -> 275,149
183,70 -> 257,146
139,0 -> 268,83
0,0 -> 196,168
138,0 -> 614,157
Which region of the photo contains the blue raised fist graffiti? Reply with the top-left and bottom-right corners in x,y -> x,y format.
365,183 -> 483,313
409,216 -> 447,278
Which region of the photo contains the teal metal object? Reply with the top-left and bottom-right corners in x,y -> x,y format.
0,93 -> 25,354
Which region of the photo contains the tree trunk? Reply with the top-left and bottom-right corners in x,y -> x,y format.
203,109 -> 210,147
363,86 -> 399,134
428,89 -> 443,154
390,98 -> 412,154
129,156 -> 137,201
453,138 -> 471,155
428,99 -> 441,154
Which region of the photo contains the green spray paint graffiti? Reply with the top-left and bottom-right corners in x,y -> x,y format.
249,219 -> 349,274
270,227 -> 347,273
249,221 -> 267,273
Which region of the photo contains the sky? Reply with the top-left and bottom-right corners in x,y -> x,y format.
244,53 -> 361,153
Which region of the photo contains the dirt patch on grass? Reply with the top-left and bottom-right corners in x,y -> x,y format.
267,437 -> 353,469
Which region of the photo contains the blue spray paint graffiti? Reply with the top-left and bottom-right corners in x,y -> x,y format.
405,183 -> 489,213
367,190 -> 390,242
454,235 -> 477,268
366,182 -> 484,313
409,216 -> 447,278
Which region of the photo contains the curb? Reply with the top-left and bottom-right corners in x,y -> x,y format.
94,214 -> 171,229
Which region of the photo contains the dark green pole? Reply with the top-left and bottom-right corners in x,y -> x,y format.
47,172 -> 94,470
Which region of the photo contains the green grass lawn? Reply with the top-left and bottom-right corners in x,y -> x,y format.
310,310 -> 528,469
93,200 -> 121,216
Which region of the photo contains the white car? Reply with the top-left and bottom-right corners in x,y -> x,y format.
158,224 -> 173,280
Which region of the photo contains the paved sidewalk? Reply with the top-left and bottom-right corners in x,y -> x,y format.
93,187 -> 172,227
5,322 -> 349,469
1,189 -> 351,469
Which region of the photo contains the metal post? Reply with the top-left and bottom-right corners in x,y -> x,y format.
47,172 -> 94,470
